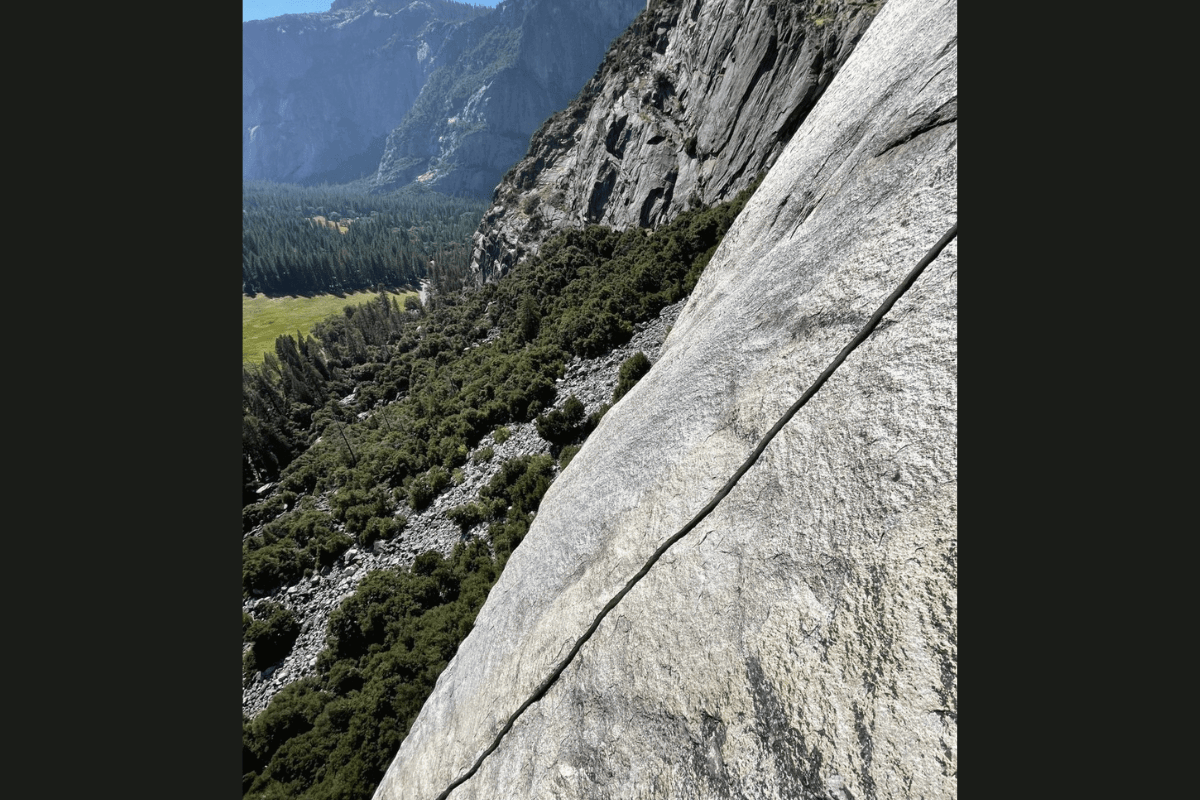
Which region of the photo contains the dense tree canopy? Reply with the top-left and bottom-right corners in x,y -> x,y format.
243,182 -> 487,297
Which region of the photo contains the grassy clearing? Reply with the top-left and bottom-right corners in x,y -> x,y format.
243,289 -> 418,366
310,215 -> 350,234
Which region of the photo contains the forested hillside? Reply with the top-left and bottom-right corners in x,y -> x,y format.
242,182 -> 487,297
242,184 -> 760,800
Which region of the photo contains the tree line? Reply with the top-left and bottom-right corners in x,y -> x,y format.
242,181 -> 486,297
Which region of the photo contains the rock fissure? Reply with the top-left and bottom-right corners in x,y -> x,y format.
429,221 -> 957,800
874,108 -> 958,160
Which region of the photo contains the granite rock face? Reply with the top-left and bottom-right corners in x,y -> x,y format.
470,0 -> 884,282
243,1 -> 475,184
371,0 -> 644,196
374,0 -> 957,797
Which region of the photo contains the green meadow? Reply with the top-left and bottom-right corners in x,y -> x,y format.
242,290 -> 418,366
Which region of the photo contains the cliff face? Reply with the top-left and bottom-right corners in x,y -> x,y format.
470,0 -> 884,282
243,0 -> 643,192
374,0 -> 957,796
371,0 -> 644,196
242,1 -> 470,184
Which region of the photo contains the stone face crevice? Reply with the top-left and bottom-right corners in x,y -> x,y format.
874,98 -> 958,159
426,221 -> 956,800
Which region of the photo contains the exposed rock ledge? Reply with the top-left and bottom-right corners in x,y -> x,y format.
376,0 -> 957,796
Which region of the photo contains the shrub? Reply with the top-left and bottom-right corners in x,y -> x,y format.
588,403 -> 611,430
490,512 -> 533,567
493,426 -> 511,444
540,395 -> 590,448
243,601 -> 301,681
446,502 -> 489,531
612,351 -> 652,403
536,395 -> 586,445
243,544 -> 310,597
557,307 -> 631,358
243,494 -> 287,533
427,465 -> 450,493
326,661 -> 363,695
331,487 -> 392,534
311,530 -> 353,568
278,458 -> 319,494
481,455 -> 556,518
360,516 -> 400,549
243,678 -> 330,767
472,446 -> 495,465
445,443 -> 469,469
407,476 -> 435,511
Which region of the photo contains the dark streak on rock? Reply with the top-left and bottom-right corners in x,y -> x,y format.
605,114 -> 630,158
747,656 -> 829,798
789,310 -> 870,341
588,165 -> 619,222
687,710 -> 733,798
852,702 -> 878,800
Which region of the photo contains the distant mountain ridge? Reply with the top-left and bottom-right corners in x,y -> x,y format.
242,0 -> 643,192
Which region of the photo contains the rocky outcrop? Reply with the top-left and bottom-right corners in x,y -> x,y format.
470,0 -> 885,282
243,1 -> 480,184
371,0 -> 644,196
375,0 -> 957,797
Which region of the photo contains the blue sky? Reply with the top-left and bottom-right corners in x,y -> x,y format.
244,1 -> 501,23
